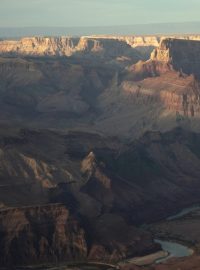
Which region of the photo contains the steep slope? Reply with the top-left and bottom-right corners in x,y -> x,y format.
95,71 -> 200,137
89,35 -> 200,48
151,38 -> 200,78
0,127 -> 157,266
0,37 -> 142,61
2,35 -> 200,57
81,128 -> 200,223
0,56 -> 118,130
1,127 -> 200,265
0,38 -> 200,140
0,204 -> 87,266
94,38 -> 200,138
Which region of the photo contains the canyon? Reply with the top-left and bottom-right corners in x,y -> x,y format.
0,36 -> 144,59
1,35 -> 200,269
1,35 -> 200,57
2,127 -> 200,267
0,37 -> 200,138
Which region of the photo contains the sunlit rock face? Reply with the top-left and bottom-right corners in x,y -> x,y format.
0,36 -> 141,58
1,35 -> 200,57
151,38 -> 200,78
0,128 -> 159,266
1,37 -> 200,139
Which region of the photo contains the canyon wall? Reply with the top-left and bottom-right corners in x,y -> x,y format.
1,35 -> 200,57
1,37 -> 200,138
0,128 -> 158,266
0,204 -> 88,266
2,127 -> 200,266
151,38 -> 200,78
0,37 -> 140,58
89,35 -> 200,48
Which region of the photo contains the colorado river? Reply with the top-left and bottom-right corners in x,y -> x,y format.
134,205 -> 199,266
166,205 -> 200,220
152,205 -> 200,264
154,239 -> 194,263
122,238 -> 194,266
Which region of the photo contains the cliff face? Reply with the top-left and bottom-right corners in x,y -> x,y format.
112,38 -> 200,137
1,127 -> 200,265
131,38 -> 200,78
0,204 -> 87,266
89,35 -> 200,48
1,35 -> 200,58
0,37 -> 141,60
1,38 -> 200,139
2,35 -> 200,266
0,128 -> 158,266
151,38 -> 200,78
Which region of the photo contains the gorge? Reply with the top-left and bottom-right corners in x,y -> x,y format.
1,35 -> 200,269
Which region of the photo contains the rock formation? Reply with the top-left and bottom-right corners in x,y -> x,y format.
89,35 -> 200,48
0,37 -> 141,60
1,35 -> 200,58
1,127 -> 200,265
0,128 -> 159,266
0,37 -> 200,138
151,38 -> 200,78
1,33 -> 200,268
0,204 -> 87,266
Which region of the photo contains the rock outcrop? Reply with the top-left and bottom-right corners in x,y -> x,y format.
1,35 -> 200,58
151,38 -> 200,78
130,38 -> 200,78
89,35 -> 200,48
0,204 -> 87,266
1,37 -> 200,139
0,128 -> 159,266
0,37 -> 141,60
2,34 -> 200,267
1,126 -> 200,265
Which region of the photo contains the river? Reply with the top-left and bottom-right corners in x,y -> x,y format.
154,239 -> 194,264
166,205 -> 200,220
151,205 -> 200,264
21,205 -> 199,269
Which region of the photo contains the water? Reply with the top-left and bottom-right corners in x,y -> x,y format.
154,239 -> 193,263
167,205 -> 200,221
153,205 -> 198,263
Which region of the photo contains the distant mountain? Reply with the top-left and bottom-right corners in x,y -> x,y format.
1,22 -> 200,38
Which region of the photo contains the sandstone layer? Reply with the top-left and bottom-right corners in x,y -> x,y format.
1,35 -> 200,58
89,35 -> 200,47
0,44 -> 200,139
0,37 -> 142,60
151,38 -> 200,77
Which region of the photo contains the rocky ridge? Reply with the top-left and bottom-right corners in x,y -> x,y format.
1,35 -> 200,57
1,127 -> 200,265
89,35 -> 200,47
151,38 -> 200,78
1,38 -> 200,138
0,204 -> 87,266
0,128 -> 158,266
0,37 -> 141,58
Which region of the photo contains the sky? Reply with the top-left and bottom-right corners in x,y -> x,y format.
0,0 -> 200,28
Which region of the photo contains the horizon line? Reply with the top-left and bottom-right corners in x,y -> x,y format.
1,21 -> 200,29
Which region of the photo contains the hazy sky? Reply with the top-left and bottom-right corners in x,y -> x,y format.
0,0 -> 200,27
